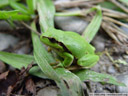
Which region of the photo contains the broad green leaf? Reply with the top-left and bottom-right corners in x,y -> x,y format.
75,70 -> 125,86
26,0 -> 34,14
0,10 -> 30,21
55,68 -> 84,96
0,51 -> 46,78
31,22 -> 59,81
31,26 -> 69,96
0,0 -> 9,8
36,0 -> 55,32
9,0 -> 29,14
82,6 -> 102,42
0,51 -> 35,69
32,0 -> 36,10
31,23 -> 55,64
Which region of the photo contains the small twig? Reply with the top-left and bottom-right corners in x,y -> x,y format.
103,16 -> 128,28
109,0 -> 128,13
55,0 -> 104,10
102,21 -> 121,45
110,22 -> 128,37
21,21 -> 41,36
105,49 -> 120,70
102,8 -> 128,19
102,20 -> 128,43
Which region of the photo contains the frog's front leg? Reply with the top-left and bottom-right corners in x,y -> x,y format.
58,52 -> 74,67
77,54 -> 99,68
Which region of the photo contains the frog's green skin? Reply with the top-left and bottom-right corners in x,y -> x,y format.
40,28 -> 99,68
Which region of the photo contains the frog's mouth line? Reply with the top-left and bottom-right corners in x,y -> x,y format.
43,36 -> 71,53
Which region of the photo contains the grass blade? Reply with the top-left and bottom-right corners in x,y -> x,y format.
9,0 -> 29,14
0,0 -> 9,8
0,10 -> 30,21
0,51 -> 35,69
36,0 -> 55,32
75,69 -> 125,86
55,68 -> 84,96
82,6 -> 102,42
26,0 -> 34,14
0,51 -> 46,78
31,22 -> 59,81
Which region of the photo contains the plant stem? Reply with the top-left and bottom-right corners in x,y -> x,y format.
21,21 -> 41,36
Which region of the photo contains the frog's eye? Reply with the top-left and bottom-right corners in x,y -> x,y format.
48,38 -> 57,43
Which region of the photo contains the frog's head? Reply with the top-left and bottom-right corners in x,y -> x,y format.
40,27 -> 64,41
40,28 -> 64,51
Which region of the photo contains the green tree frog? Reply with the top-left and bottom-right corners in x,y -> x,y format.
40,28 -> 99,68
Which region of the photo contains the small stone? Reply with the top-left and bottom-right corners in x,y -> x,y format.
0,21 -> 12,30
108,66 -> 116,74
116,73 -> 128,93
14,46 -> 30,54
55,16 -> 88,34
0,33 -> 19,51
37,86 -> 58,96
92,36 -> 105,52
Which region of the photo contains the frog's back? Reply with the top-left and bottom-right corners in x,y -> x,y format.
44,28 -> 95,58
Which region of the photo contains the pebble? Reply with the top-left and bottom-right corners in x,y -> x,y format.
0,21 -> 12,30
90,82 -> 110,93
14,46 -> 30,54
116,73 -> 128,93
92,36 -> 105,52
37,86 -> 58,96
0,33 -> 19,51
107,66 -> 116,74
55,16 -> 88,34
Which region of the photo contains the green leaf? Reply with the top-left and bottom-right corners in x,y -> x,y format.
114,59 -> 127,65
0,0 -> 9,8
31,24 -> 69,96
0,51 -> 46,78
26,0 -> 34,14
0,51 -> 35,69
9,0 -> 29,14
36,0 -> 55,32
55,68 -> 84,96
82,6 -> 102,42
55,10 -> 82,17
75,70 -> 126,86
31,22 -> 59,81
0,10 -> 30,21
